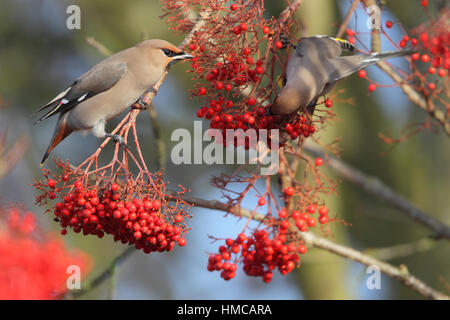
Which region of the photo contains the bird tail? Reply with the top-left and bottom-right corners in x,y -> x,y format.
333,49 -> 415,82
40,116 -> 73,167
360,49 -> 415,67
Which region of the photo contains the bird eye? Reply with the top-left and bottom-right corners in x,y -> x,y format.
162,48 -> 177,57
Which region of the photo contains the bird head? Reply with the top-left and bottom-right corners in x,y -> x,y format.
137,39 -> 193,69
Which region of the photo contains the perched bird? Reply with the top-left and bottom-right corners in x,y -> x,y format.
270,35 -> 414,115
35,39 -> 193,166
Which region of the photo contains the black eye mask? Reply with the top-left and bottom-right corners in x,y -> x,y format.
161,48 -> 178,57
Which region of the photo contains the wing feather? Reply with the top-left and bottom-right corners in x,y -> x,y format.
35,60 -> 127,123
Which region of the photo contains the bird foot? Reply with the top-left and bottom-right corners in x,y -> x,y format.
131,101 -> 147,110
280,35 -> 296,49
106,133 -> 129,150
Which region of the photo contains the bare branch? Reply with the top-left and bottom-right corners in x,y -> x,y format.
302,142 -> 450,240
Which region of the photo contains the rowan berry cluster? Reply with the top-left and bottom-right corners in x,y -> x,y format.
164,0 -> 320,146
34,160 -> 191,253
208,203 -> 331,282
0,206 -> 91,299
409,8 -> 449,95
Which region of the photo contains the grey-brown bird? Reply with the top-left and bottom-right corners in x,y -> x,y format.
270,35 -> 414,115
35,39 -> 193,166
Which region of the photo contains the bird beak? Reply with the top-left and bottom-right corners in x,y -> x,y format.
173,52 -> 194,60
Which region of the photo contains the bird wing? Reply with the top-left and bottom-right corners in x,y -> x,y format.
35,60 -> 127,122
296,36 -> 342,58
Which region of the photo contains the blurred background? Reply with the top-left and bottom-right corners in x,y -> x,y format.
0,0 -> 449,299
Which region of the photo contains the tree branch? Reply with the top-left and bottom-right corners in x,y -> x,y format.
167,191 -> 449,300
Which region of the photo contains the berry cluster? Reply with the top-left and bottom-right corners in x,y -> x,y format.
410,10 -> 449,93
208,228 -> 305,283
34,161 -> 191,254
0,206 -> 91,299
208,204 -> 330,282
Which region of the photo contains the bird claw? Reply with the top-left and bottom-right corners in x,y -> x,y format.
106,134 -> 129,150
131,101 -> 147,110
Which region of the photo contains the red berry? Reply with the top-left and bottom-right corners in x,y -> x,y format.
346,29 -> 355,37
230,3 -> 238,11
315,158 -> 323,167
279,208 -> 288,219
274,41 -> 283,49
307,218 -> 316,227
428,67 -> 436,74
258,197 -> 266,206
358,70 -> 367,78
307,204 -> 317,214
247,97 -> 256,105
177,238 -> 187,246
368,83 -> 376,92
255,66 -> 264,74
385,21 -> 393,28
399,40 -> 406,48
319,215 -> 329,224
198,87 -> 207,95
324,99 -> 332,108
318,206 -> 329,216
284,187 -> 295,196
239,23 -> 248,32
242,47 -> 251,55
421,0 -> 428,6
421,54 -> 430,63
111,183 -> 119,192
215,82 -> 223,90
233,26 -> 241,35
188,43 -> 196,51
47,179 -> 56,188
438,69 -> 446,77
297,245 -> 307,254
262,26 -> 270,34
412,53 -> 420,61
428,83 -> 436,90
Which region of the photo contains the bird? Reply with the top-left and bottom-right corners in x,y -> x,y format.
269,35 -> 414,116
35,39 -> 193,166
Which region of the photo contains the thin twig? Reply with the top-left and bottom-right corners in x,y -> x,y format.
85,37 -> 113,56
336,0 -> 360,38
66,246 -> 135,299
364,238 -> 435,261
